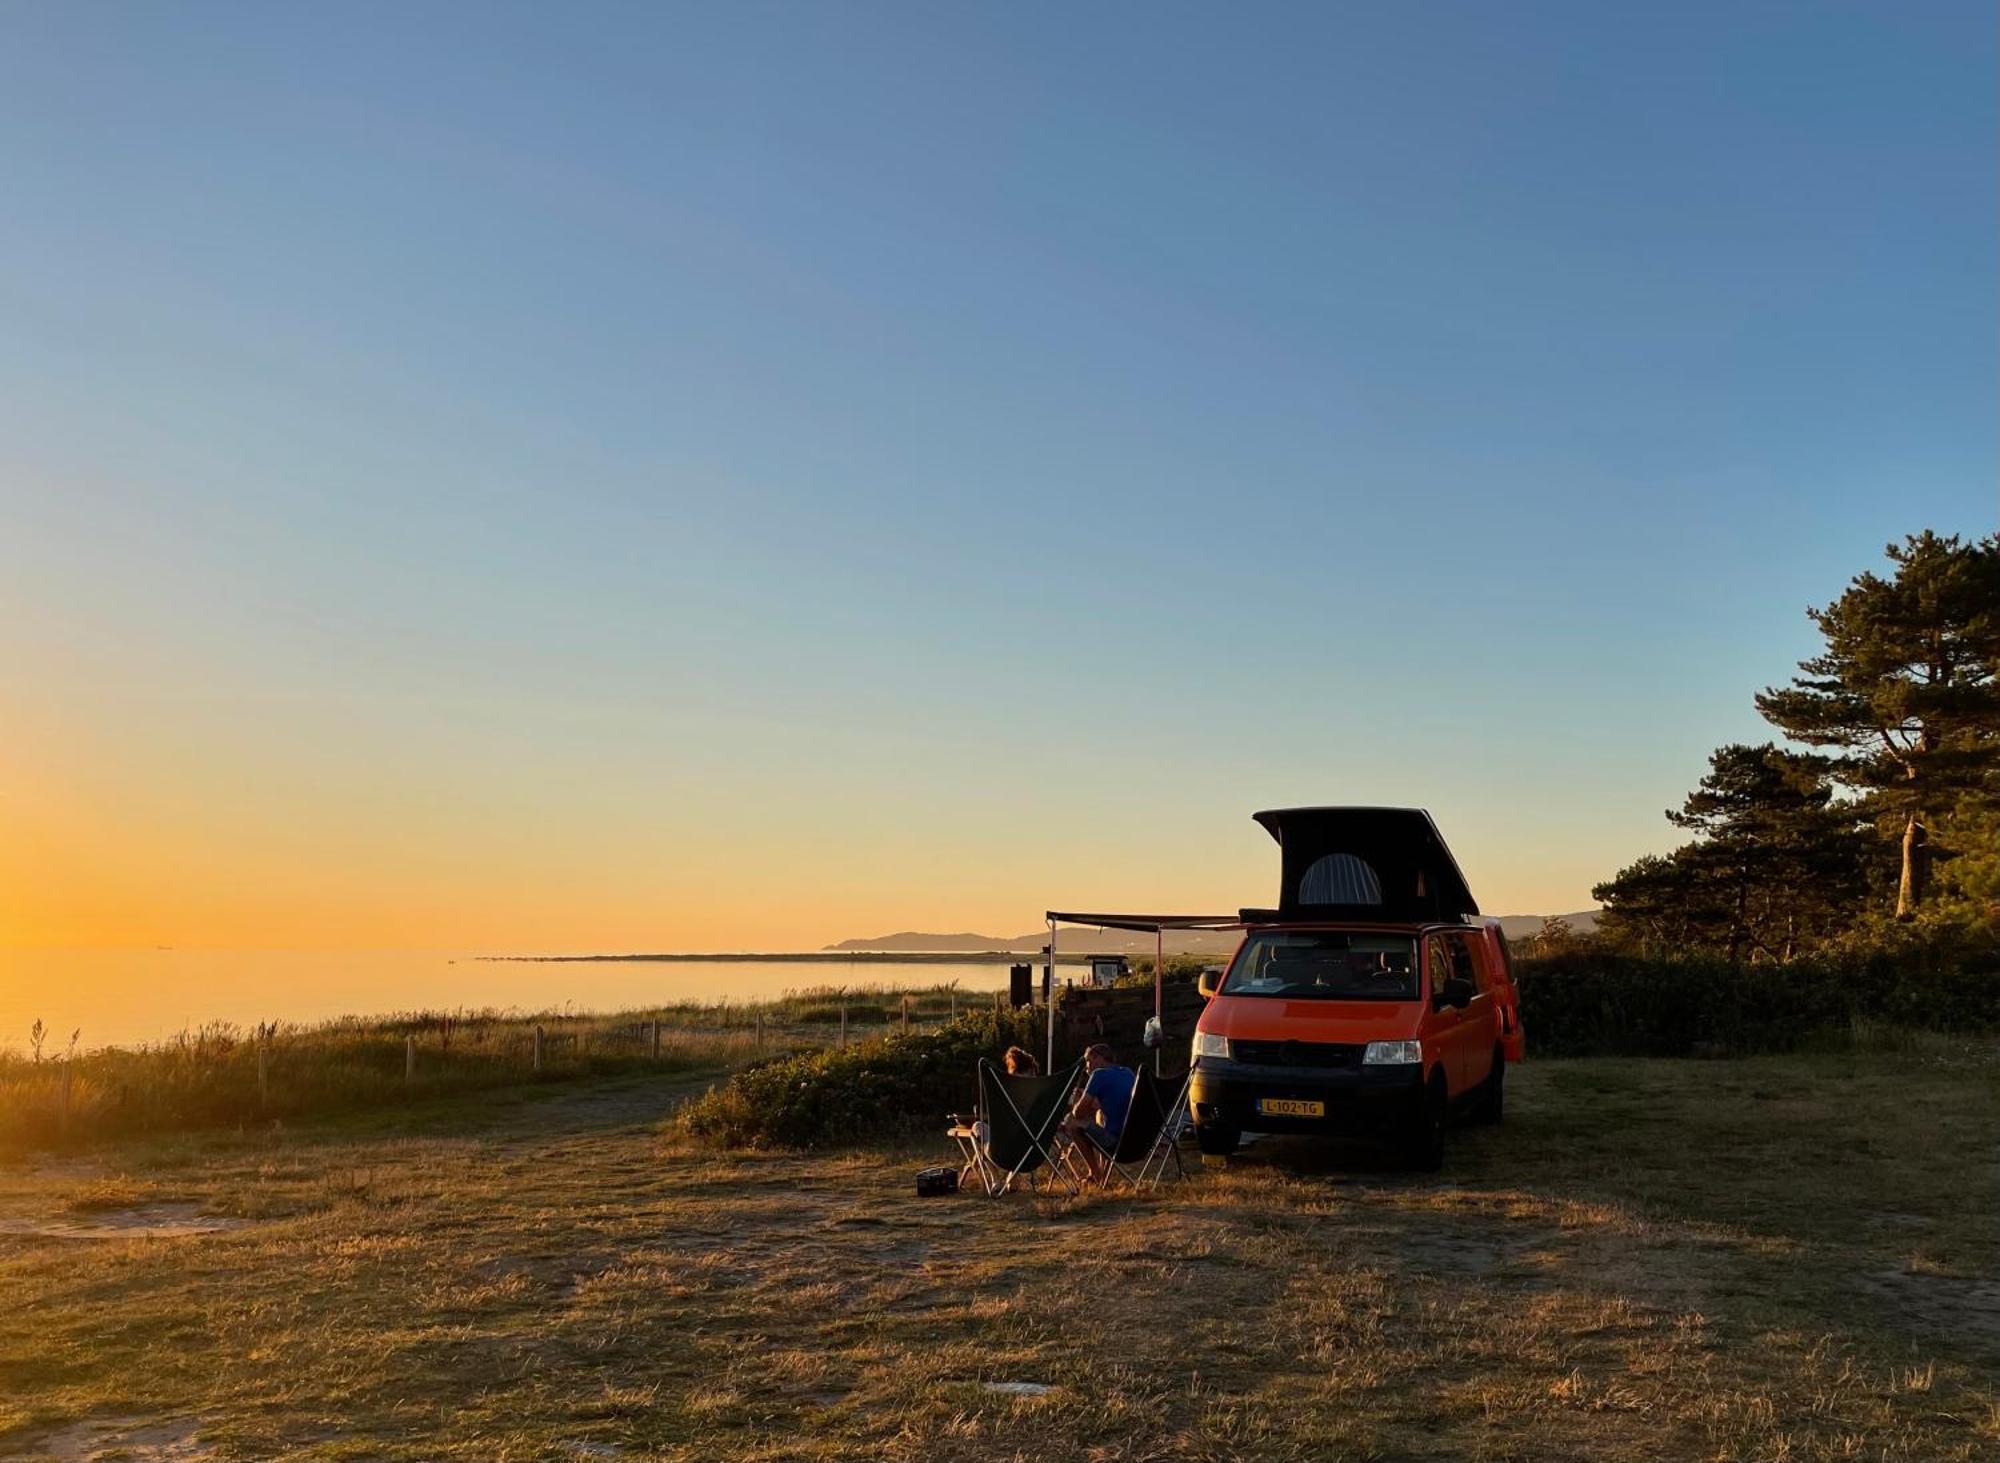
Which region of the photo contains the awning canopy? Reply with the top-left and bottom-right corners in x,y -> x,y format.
1044,911 -> 1241,933
1040,911 -> 1238,1071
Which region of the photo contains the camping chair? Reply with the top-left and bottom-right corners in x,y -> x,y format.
1132,1067 -> 1196,1189
958,1058 -> 1085,1196
1081,1068 -> 1189,1189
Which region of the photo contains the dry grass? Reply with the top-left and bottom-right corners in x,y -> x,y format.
0,985 -> 982,1156
0,1049 -> 1994,1461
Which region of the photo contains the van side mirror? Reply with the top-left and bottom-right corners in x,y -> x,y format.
1197,968 -> 1223,999
1435,975 -> 1474,1010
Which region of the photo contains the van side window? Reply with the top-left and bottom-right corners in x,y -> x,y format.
1425,935 -> 1452,998
1452,933 -> 1487,992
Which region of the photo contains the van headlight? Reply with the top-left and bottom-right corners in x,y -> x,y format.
1192,1031 -> 1232,1060
1363,1040 -> 1422,1065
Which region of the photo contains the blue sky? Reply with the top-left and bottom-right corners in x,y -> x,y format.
2,3 -> 1994,947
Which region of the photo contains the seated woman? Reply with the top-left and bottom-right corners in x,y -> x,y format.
1003,1045 -> 1040,1077
954,1045 -> 1045,1187
1059,1043 -> 1134,1182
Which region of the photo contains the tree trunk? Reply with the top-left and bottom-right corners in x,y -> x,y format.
1895,813 -> 1929,917
1727,871 -> 1749,967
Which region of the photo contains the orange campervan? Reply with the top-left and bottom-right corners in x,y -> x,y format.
1188,808 -> 1525,1170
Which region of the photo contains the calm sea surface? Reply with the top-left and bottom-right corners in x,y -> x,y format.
0,949 -> 1025,1053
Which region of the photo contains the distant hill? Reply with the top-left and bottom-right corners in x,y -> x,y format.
823,931 -> 1040,953
1493,910 -> 1601,939
825,929 -> 1244,956
828,912 -> 1600,955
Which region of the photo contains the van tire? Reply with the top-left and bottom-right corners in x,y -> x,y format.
1195,1123 -> 1239,1159
1471,1047 -> 1505,1125
1402,1074 -> 1447,1172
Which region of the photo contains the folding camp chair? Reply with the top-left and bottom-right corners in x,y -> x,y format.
1079,1068 -> 1189,1189
960,1058 -> 1085,1196
1133,1067 -> 1196,1189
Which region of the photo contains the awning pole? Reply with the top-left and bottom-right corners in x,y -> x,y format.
1045,915 -> 1058,1071
1155,924 -> 1165,1077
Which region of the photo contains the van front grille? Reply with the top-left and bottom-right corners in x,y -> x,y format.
1231,1039 -> 1365,1069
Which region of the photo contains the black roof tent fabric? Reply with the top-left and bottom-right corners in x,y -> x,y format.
1252,806 -> 1478,921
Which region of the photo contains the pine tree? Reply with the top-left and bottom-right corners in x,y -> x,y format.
1665,744 -> 1871,959
1595,744 -> 1871,960
1755,532 -> 2000,916
1593,851 -> 1725,956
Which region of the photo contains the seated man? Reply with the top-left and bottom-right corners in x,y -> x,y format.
1060,1043 -> 1135,1182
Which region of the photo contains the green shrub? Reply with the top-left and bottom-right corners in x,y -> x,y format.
1116,956 -> 1213,988
674,1006 -> 1046,1150
788,1000 -> 889,1024
1515,939 -> 2000,1058
675,938 -> 2000,1151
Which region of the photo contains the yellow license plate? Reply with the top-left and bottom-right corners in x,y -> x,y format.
1256,1097 -> 1325,1118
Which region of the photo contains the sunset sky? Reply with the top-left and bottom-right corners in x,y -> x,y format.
3,3 -> 1994,955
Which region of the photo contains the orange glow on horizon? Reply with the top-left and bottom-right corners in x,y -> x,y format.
1,661 -> 1609,962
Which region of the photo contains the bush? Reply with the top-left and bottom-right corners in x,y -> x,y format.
674,1006 -> 1046,1150
665,938 -> 2000,1151
1116,955 -> 1213,988
1515,938 -> 2000,1058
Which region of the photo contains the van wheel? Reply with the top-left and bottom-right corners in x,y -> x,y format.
1402,1074 -> 1447,1172
1195,1123 -> 1239,1158
1471,1048 -> 1505,1125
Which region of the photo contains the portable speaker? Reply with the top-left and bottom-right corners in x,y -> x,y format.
915,1165 -> 959,1197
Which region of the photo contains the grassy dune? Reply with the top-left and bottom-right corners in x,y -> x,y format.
1,1047 -> 1995,1460
0,985 -> 984,1156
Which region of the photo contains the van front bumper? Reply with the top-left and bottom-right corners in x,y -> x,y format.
1188,1057 -> 1425,1136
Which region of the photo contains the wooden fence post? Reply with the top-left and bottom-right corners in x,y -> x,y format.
839,1006 -> 847,1049
405,1035 -> 416,1085
533,1024 -> 544,1073
901,995 -> 910,1034
650,1020 -> 660,1060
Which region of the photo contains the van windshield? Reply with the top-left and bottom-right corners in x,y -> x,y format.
1220,931 -> 1419,1001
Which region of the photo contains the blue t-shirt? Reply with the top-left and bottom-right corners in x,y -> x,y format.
1084,1065 -> 1135,1139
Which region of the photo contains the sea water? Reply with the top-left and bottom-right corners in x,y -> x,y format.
0,948 -> 1022,1053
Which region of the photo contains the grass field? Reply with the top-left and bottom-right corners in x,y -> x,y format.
0,985 -> 982,1155
1,1045 -> 1995,1461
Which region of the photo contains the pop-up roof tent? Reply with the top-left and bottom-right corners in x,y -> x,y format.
1251,806 -> 1478,923
1040,808 -> 1477,1068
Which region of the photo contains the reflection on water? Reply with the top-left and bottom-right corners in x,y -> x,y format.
0,949 -> 1023,1052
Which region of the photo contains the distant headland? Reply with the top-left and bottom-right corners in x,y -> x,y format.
487,911 -> 1599,964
